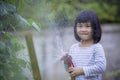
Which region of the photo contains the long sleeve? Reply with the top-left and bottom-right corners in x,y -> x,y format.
83,44 -> 106,77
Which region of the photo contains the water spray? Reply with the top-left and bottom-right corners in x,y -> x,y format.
49,20 -> 74,66
48,18 -> 75,80
32,17 -> 75,80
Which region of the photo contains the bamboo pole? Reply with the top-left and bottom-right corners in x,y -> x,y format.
25,33 -> 41,80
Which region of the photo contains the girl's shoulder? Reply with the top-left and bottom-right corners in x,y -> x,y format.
93,43 -> 104,51
94,43 -> 103,48
71,42 -> 79,47
70,42 -> 80,49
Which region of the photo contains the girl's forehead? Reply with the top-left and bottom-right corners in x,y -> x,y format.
77,22 -> 91,25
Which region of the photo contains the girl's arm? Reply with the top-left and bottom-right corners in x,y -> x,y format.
83,44 -> 106,77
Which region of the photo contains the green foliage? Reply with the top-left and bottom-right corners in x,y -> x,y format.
105,70 -> 120,80
0,32 -> 28,80
19,0 -> 120,27
1,0 -> 26,11
27,18 -> 43,30
0,1 -> 30,80
0,1 -> 31,31
76,2 -> 118,23
6,1 -> 117,30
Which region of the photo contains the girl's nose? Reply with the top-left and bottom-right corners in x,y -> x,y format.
81,27 -> 87,31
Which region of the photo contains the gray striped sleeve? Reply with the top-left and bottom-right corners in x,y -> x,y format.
83,44 -> 106,77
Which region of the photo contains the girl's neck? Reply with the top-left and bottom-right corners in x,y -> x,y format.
80,39 -> 94,47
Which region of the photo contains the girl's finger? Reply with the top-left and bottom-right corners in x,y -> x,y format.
68,67 -> 74,73
68,69 -> 73,73
69,67 -> 74,70
70,71 -> 76,77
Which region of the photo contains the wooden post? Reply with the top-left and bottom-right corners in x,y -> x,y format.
71,77 -> 75,80
25,33 -> 41,80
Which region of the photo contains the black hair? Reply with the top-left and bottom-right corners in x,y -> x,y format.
74,10 -> 102,43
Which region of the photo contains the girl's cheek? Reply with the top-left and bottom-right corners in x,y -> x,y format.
76,27 -> 81,32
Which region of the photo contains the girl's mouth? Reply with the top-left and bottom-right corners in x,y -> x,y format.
80,33 -> 88,35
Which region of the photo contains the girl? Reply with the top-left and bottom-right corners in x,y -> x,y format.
65,10 -> 106,80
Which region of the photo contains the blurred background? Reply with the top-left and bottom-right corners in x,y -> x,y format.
0,0 -> 120,80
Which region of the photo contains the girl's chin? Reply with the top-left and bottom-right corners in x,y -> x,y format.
80,36 -> 89,39
81,39 -> 89,41
80,37 -> 90,41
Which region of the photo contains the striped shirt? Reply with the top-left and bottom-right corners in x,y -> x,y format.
69,42 -> 106,80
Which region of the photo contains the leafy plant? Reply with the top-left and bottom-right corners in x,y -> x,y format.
0,1 -> 30,80
0,32 -> 28,80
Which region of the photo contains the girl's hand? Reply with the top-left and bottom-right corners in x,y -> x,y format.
68,67 -> 84,77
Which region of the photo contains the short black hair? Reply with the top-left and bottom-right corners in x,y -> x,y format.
74,10 -> 102,43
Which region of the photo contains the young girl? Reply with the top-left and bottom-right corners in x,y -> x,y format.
65,10 -> 106,80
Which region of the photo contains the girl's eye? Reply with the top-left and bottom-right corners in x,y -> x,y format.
79,26 -> 82,27
77,25 -> 82,27
86,25 -> 91,27
86,26 -> 90,27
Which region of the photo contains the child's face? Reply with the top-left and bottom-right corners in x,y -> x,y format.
76,22 -> 93,42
